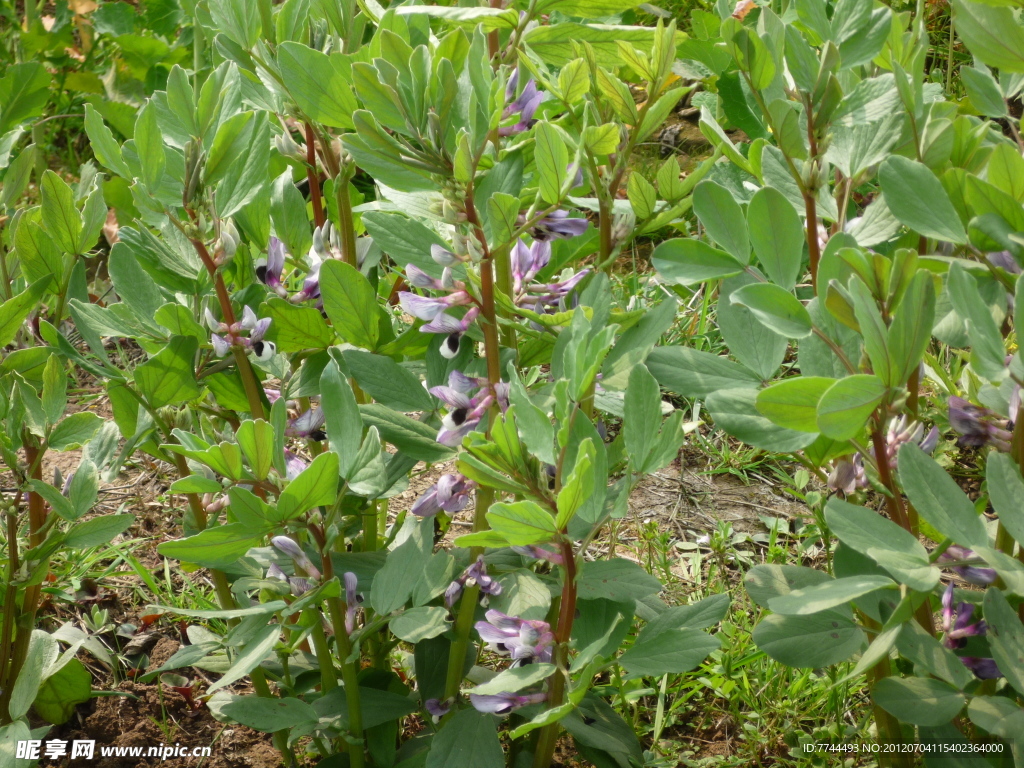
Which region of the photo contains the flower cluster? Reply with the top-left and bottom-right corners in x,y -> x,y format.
258,222 -> 368,306
948,396 -> 1014,452
399,265 -> 477,359
267,562 -> 311,597
940,584 -> 1000,679
445,556 -> 502,607
411,473 -> 476,517
475,610 -> 554,664
271,535 -> 321,580
828,416 -> 938,494
430,371 -> 509,446
512,545 -> 564,565
499,68 -> 544,137
509,237 -> 590,318
205,306 -> 275,361
936,544 -> 997,586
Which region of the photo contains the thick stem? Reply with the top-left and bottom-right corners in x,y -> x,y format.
870,423 -> 934,636
189,235 -> 266,420
0,439 -> 46,724
805,192 -> 821,292
322,554 -> 365,768
867,652 -> 913,768
0,506 -> 22,723
443,487 -> 493,702
306,123 -> 326,229
531,540 -> 578,768
335,177 -> 359,268
598,197 -> 614,274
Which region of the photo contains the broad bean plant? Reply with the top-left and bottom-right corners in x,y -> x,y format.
650,0 -> 1024,762
3,3 -> 728,767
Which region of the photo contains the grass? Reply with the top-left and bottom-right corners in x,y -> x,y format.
619,501 -> 873,767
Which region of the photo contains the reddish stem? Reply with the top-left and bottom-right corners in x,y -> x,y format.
305,123 -> 326,229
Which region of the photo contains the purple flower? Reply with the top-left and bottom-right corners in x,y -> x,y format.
529,210 -> 590,242
424,697 -> 453,721
827,416 -> 938,493
286,408 -> 326,440
271,535 -> 321,580
446,556 -> 502,607
289,577 -> 312,596
205,306 -> 275,360
949,396 -> 1012,451
470,691 -> 547,715
344,572 -> 360,633
941,583 -> 1001,679
475,610 -> 554,663
411,473 -> 475,517
511,545 -> 565,566
431,244 -> 462,267
499,72 -> 544,137
430,372 -> 497,446
284,451 -> 308,481
423,308 -> 481,359
937,545 -> 997,586
257,237 -> 287,293
267,563 -> 288,582
988,250 -> 1021,275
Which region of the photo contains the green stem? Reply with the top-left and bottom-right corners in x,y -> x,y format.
310,617 -> 339,692
0,438 -> 46,725
322,552 -> 365,768
335,173 -> 359,269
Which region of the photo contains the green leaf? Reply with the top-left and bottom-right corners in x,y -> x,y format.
556,440 -> 594,529
951,0 -> 1024,73
982,588 -> 1024,696
0,62 -> 50,135
40,170 -> 82,255
747,567 -> 832,609
987,453 -> 1024,547
220,696 -> 318,732
135,336 -> 201,408
170,475 -> 222,494
33,658 -> 92,725
753,609 -> 865,667
707,388 -> 818,452
968,696 -> 1024,739
9,630 -> 57,720
320,260 -> 379,349
619,628 -> 720,679
362,212 -> 451,279
389,606 -> 451,643
878,156 -> 967,244
730,283 -> 812,338
487,501 -> 558,546
343,350 -> 433,412
158,523 -> 265,569
898,444 -> 989,549
108,243 -> 166,330
263,298 -> 334,352
472,664 -> 556,696
425,709 -> 504,768
208,623 -> 280,693
236,419 -> 275,481
623,365 -> 662,471
825,498 -> 939,591
768,575 -> 895,615
41,354 -> 67,426
576,558 -> 662,602
277,451 -> 339,521
49,412 -> 103,451
896,621 -> 974,690
815,374 -> 886,441
755,377 -> 834,432
873,678 -> 965,726
746,187 -> 803,290
692,180 -> 749,265
370,521 -> 432,614
652,239 -> 744,285
646,346 -> 761,399
134,100 -> 165,191
320,361 -> 363,478
717,274 -> 787,380
947,262 -> 1007,381
278,43 -> 357,129
508,373 -> 555,465
535,121 -> 568,205
210,0 -> 261,49
961,66 -> 1008,118
359,404 -> 454,462
66,514 -> 134,548
887,271 -> 936,386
